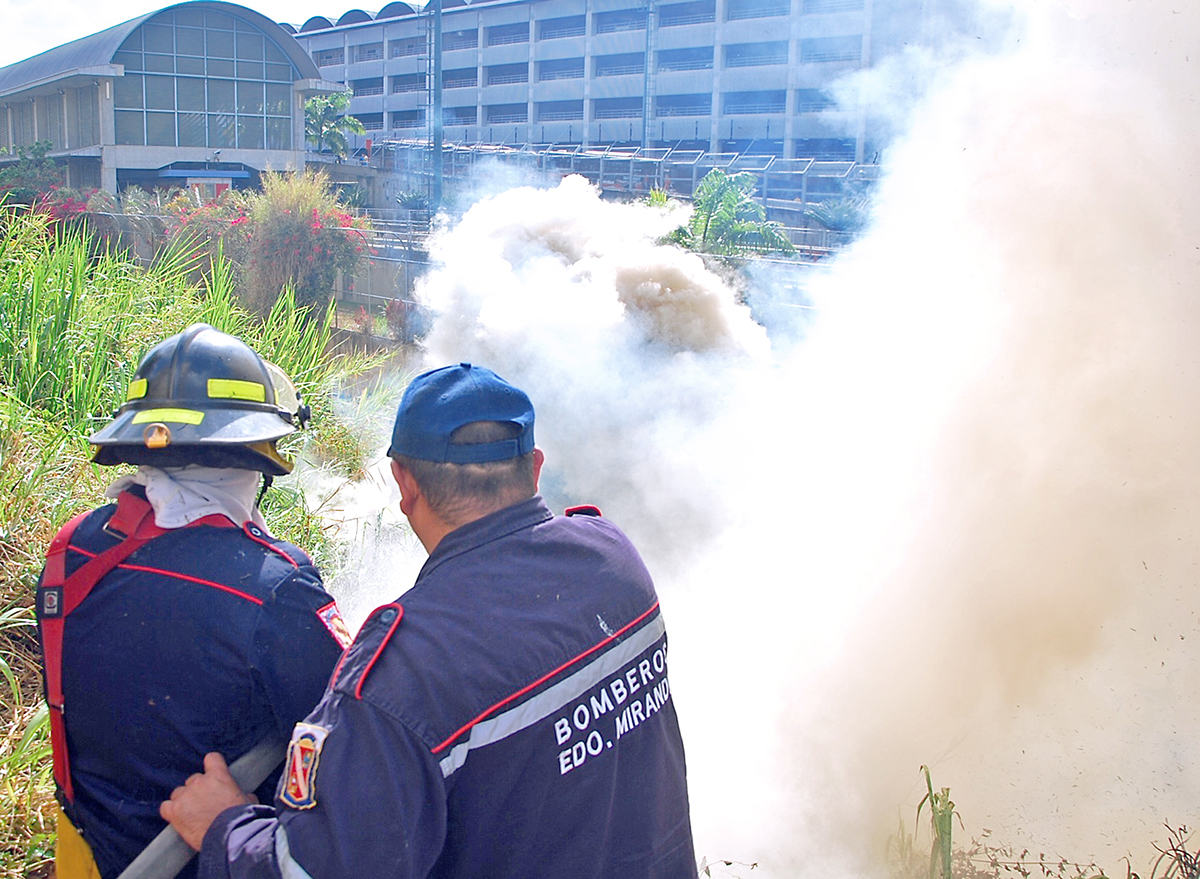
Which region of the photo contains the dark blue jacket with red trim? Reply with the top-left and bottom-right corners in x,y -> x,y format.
199,495 -> 696,879
36,488 -> 348,879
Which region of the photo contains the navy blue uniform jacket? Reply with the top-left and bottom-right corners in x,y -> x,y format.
200,496 -> 696,878
37,489 -> 347,879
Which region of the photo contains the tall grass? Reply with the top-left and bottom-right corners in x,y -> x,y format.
0,204 -> 384,876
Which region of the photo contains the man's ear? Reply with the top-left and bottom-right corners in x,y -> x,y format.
532,448 -> 545,493
390,458 -> 420,517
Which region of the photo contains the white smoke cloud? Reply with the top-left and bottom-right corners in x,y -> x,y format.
319,1 -> 1200,875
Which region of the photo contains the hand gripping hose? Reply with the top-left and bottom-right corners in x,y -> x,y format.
116,737 -> 286,879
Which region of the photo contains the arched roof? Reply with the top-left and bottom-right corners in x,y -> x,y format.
300,16 -> 335,32
443,0 -> 468,9
0,0 -> 319,97
377,2 -> 418,19
278,22 -> 298,33
336,9 -> 373,25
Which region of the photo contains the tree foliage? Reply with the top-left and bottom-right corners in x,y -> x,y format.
804,196 -> 871,233
0,142 -> 65,206
304,91 -> 367,158
664,169 -> 795,257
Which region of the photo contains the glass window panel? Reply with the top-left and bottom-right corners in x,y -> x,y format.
115,110 -> 144,144
265,63 -> 292,82
237,32 -> 264,60
113,51 -> 142,71
207,28 -> 234,58
207,79 -> 235,112
208,58 -> 235,77
147,111 -> 176,145
145,75 -> 175,110
178,112 -> 207,146
238,116 -> 264,149
237,81 -> 264,114
236,60 -> 264,79
117,31 -> 141,52
143,24 -> 174,53
207,12 -> 235,30
114,75 -> 143,109
265,41 -> 288,65
266,117 -> 290,149
210,113 -> 236,147
177,56 -> 205,75
177,77 -> 206,111
144,53 -> 174,73
177,26 -> 204,55
266,83 -> 291,115
176,7 -> 203,26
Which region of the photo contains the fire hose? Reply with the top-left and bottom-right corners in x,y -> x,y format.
116,737 -> 286,879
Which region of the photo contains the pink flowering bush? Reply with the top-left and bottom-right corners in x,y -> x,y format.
160,171 -> 371,317
241,170 -> 372,316
36,186 -> 95,228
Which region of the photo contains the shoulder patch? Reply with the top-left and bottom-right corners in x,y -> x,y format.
564,504 -> 603,518
281,722 -> 329,810
317,600 -> 353,649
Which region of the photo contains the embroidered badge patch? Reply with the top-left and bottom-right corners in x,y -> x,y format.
40,587 -> 63,619
317,601 -> 353,649
281,723 -> 329,810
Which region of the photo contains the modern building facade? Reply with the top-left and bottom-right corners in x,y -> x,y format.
290,0 -> 932,163
0,1 -> 338,194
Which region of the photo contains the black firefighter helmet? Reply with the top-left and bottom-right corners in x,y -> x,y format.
89,324 -> 309,476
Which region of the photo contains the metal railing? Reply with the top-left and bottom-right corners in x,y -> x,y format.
725,54 -> 788,68
593,106 -> 642,119
596,64 -> 645,76
488,73 -> 529,85
538,110 -> 585,121
725,102 -> 786,114
660,12 -> 716,26
539,25 -> 587,39
594,19 -> 647,34
538,68 -> 585,81
801,49 -> 861,62
657,58 -> 713,71
726,5 -> 790,19
488,32 -> 530,46
654,105 -> 710,117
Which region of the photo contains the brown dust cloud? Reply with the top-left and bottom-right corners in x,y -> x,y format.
319,1 -> 1200,875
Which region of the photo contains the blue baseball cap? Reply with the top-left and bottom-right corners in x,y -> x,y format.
389,363 -> 536,463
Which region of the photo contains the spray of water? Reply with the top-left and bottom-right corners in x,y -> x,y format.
315,1 -> 1200,874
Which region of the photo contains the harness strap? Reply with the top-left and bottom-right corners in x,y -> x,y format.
39,491 -> 234,803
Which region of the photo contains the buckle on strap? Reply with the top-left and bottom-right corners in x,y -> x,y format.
102,491 -> 154,540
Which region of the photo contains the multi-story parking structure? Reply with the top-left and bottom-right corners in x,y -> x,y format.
289,0 -> 930,163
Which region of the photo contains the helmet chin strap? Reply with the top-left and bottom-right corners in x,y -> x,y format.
256,474 -> 274,509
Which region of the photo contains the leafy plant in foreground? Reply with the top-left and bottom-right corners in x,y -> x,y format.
668,169 -> 795,258
919,765 -> 959,879
1150,825 -> 1200,879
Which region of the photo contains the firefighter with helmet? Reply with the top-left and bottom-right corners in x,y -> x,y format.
37,324 -> 351,879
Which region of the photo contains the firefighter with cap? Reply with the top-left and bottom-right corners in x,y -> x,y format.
160,362 -> 697,878
37,324 -> 352,879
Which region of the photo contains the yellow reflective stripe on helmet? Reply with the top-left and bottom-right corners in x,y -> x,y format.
126,379 -> 148,401
131,408 -> 205,425
208,378 -> 266,402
